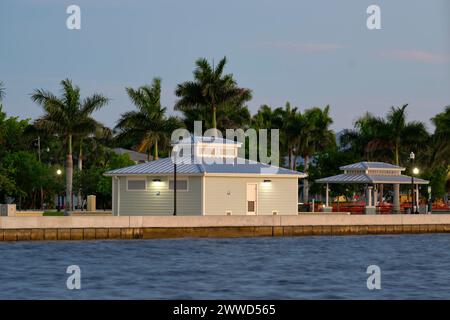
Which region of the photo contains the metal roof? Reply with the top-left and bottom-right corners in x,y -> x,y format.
316,173 -> 429,185
105,157 -> 306,176
112,148 -> 149,163
340,162 -> 405,171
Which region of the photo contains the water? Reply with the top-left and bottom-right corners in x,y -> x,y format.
1,234 -> 450,299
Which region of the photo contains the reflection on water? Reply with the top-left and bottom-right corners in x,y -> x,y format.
1,234 -> 450,299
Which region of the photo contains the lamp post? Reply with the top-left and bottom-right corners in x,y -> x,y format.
56,169 -> 62,212
413,167 -> 420,214
409,152 -> 415,214
173,149 -> 177,216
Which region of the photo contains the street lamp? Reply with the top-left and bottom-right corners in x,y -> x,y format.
172,148 -> 177,216
413,167 -> 419,214
56,168 -> 63,211
409,152 -> 415,214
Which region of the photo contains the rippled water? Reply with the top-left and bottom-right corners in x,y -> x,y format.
1,234 -> 450,299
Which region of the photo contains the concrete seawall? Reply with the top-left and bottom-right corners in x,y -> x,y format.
1,215 -> 450,241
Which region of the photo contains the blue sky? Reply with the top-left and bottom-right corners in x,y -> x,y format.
1,0 -> 449,131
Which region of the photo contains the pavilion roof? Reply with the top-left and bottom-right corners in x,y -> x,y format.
316,173 -> 429,185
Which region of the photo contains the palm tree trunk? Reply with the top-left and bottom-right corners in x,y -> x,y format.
77,139 -> 83,210
212,104 -> 217,130
65,134 -> 73,216
395,146 -> 399,165
303,155 -> 310,203
288,148 -> 292,170
153,140 -> 159,160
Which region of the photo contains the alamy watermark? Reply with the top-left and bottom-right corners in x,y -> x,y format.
367,5 -> 381,30
66,265 -> 81,290
170,121 -> 280,174
366,265 -> 381,290
66,5 -> 81,30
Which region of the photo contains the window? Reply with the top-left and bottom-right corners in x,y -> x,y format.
127,178 -> 146,191
169,179 -> 188,191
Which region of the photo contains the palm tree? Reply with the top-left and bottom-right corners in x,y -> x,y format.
175,57 -> 252,131
296,105 -> 335,202
115,78 -> 183,160
75,123 -> 112,209
31,79 -> 109,214
341,104 -> 428,166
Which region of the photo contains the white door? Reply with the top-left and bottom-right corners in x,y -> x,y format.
246,183 -> 257,215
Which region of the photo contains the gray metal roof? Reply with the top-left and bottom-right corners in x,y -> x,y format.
340,162 -> 405,171
104,157 -> 305,176
112,148 -> 149,163
316,173 -> 429,185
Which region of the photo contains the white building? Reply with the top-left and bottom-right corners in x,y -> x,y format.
105,136 -> 306,216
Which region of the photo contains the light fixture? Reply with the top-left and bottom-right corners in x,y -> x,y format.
153,178 -> 161,182
413,167 -> 419,175
56,169 -> 62,175
409,152 -> 415,160
263,179 -> 272,185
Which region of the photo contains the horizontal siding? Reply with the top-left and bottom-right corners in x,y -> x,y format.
118,176 -> 202,216
204,177 -> 298,215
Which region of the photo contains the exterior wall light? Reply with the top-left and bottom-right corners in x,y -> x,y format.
153,178 -> 161,182
263,179 -> 272,183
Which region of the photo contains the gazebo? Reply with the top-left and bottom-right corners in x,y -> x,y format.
315,162 -> 429,214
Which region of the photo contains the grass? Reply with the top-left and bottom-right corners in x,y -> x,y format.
43,211 -> 65,216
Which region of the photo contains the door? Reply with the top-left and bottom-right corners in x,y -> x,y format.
246,183 -> 257,215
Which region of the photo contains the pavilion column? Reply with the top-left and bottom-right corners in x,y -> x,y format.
393,184 -> 400,214
366,186 -> 373,207
365,186 -> 376,214
373,185 -> 378,207
323,183 -> 332,212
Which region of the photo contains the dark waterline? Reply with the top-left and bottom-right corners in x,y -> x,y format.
1,234 -> 450,299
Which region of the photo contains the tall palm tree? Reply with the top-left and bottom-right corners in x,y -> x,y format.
75,123 -> 112,209
31,79 -> 109,214
296,105 -> 335,202
175,57 -> 252,131
115,78 -> 183,160
341,104 -> 428,166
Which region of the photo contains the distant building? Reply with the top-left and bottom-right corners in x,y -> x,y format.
112,148 -> 151,164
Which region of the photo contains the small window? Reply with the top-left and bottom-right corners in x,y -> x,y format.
127,179 -> 146,191
169,179 -> 188,191
248,201 -> 255,212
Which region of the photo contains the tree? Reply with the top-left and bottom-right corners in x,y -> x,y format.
31,79 -> 109,214
115,78 -> 183,160
430,106 -> 450,167
175,57 -> 252,130
341,104 -> 428,166
296,105 -> 335,202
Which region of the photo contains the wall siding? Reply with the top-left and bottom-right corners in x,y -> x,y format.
204,177 -> 298,215
117,176 -> 202,216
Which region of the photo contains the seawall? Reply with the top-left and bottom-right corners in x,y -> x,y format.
1,214 -> 450,241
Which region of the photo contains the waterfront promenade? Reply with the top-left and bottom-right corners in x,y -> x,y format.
2,214 -> 450,241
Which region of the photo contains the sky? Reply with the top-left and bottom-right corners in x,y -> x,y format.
1,0 -> 449,132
